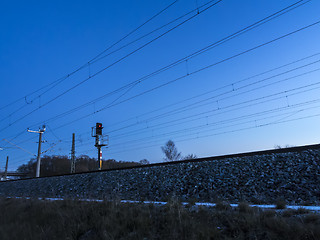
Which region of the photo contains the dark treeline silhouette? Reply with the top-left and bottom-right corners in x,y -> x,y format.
17,155 -> 149,178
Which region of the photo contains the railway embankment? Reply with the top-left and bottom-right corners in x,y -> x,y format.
0,144 -> 320,205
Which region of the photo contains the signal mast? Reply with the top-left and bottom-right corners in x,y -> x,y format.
92,123 -> 108,170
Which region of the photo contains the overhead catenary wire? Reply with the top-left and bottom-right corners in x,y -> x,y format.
44,22 -> 320,133
1,0 -> 310,149
76,20 -> 320,118
106,111 -> 320,156
72,106 -> 320,157
63,72 -> 320,148
13,91 -> 320,164
20,96 -> 319,162
2,139 -> 36,157
18,52 -> 319,150
0,0 -> 224,133
19,0 -> 312,131
2,1 -> 318,167
90,0 -> 223,65
110,93 -> 320,142
0,0 -> 180,112
44,78 -> 320,154
105,62 -> 320,134
105,52 -> 320,128
14,97 -> 320,163
102,82 -> 320,144
108,106 -> 320,150
5,54 -> 320,162
152,67 -> 320,121
108,103 -> 320,147
0,1 -> 181,121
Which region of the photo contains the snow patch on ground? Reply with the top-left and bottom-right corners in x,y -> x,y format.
9,197 -> 320,211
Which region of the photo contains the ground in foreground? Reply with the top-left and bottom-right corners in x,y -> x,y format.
0,198 -> 319,240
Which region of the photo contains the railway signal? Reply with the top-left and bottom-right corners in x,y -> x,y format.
92,123 -> 108,170
96,123 -> 103,135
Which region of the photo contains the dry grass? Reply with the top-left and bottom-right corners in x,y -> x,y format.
214,201 -> 231,211
237,202 -> 255,214
275,199 -> 287,209
282,208 -> 311,218
0,198 -> 319,240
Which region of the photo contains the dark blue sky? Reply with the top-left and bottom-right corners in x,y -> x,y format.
1,0 -> 320,170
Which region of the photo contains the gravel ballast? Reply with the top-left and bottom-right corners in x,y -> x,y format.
1,145 -> 320,205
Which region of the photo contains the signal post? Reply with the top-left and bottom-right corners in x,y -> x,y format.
92,123 -> 107,170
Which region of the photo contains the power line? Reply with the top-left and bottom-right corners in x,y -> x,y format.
74,106 -> 319,156
2,0 -> 309,136
12,97 -> 320,165
2,0 -> 316,165
90,0 -> 221,65
106,111 -> 320,155
9,102 -> 320,166
45,78 -> 320,154
33,50 -> 319,147
108,111 -> 308,149
88,0 -> 180,64
4,54 -> 320,161
0,0 -> 180,112
107,82 -> 320,143
91,20 -> 320,112
51,19 -> 320,132
41,0 -> 313,127
46,124 -> 63,143
106,62 -> 320,134
0,0 -> 223,132
30,46 -> 320,135
110,94 -> 320,142
105,52 -> 320,128
163,67 -> 320,119
109,101 -> 320,149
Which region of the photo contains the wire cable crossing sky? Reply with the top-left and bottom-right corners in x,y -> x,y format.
0,0 -> 319,170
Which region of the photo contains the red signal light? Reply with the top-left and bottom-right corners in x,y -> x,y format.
96,122 -> 103,135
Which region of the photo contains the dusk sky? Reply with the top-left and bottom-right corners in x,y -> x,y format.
1,0 -> 320,171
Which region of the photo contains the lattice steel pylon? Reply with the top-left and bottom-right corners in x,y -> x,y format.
70,133 -> 76,173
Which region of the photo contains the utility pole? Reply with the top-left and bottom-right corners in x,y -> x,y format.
70,133 -> 76,173
4,156 -> 9,180
28,125 -> 46,178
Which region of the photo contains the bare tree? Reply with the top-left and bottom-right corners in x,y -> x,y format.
274,144 -> 294,149
183,154 -> 197,160
139,159 -> 150,165
161,140 -> 181,162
